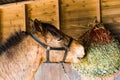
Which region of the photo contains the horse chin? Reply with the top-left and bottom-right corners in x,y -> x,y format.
72,45 -> 85,63
76,45 -> 85,58
73,55 -> 85,63
73,58 -> 81,63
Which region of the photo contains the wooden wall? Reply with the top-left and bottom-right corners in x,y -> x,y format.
0,0 -> 120,40
0,5 -> 25,42
60,0 -> 120,26
60,0 -> 98,39
101,0 -> 120,41
60,0 -> 120,39
60,0 -> 97,29
102,0 -> 120,23
0,0 -> 59,42
26,0 -> 59,30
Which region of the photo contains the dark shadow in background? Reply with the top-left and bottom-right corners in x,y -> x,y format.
0,0 -> 28,5
104,23 -> 120,42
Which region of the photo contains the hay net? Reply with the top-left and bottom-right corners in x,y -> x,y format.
71,20 -> 120,77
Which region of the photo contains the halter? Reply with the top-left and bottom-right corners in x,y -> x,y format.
29,33 -> 73,63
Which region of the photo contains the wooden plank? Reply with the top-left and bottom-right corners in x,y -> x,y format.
96,0 -> 101,22
115,72 -> 120,80
62,27 -> 89,39
0,9 -> 3,43
103,15 -> 120,23
0,4 -> 25,42
60,0 -> 96,5
61,10 -> 96,19
34,63 -> 81,80
56,0 -> 60,29
101,0 -> 120,23
0,0 -> 59,41
26,0 -> 59,29
61,17 -> 94,29
60,0 -> 97,30
102,4 -> 120,9
23,4 -> 27,31
0,1 -> 42,8
60,2 -> 97,12
102,0 -> 120,7
102,7 -> 120,16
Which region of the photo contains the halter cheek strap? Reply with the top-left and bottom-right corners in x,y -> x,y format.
62,37 -> 73,62
29,33 -> 73,63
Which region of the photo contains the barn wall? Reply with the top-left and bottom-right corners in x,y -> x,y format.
0,4 -> 25,42
60,0 -> 98,39
0,0 -> 120,40
26,0 -> 59,31
101,0 -> 120,41
0,0 -> 120,38
60,0 -> 97,29
0,0 -> 59,42
60,0 -> 120,39
59,0 -> 120,25
102,0 -> 120,23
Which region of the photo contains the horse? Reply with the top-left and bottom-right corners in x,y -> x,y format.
0,19 -> 85,80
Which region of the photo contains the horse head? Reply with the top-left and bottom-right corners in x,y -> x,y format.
29,19 -> 85,63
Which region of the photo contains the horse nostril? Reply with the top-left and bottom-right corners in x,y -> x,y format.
77,57 -> 81,60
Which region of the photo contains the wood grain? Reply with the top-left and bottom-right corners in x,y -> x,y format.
60,0 -> 97,29
0,4 -> 25,42
26,0 -> 59,29
34,63 -> 81,80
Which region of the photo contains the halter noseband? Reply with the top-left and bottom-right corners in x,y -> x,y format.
29,33 -> 73,63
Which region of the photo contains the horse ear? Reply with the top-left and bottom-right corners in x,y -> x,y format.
27,18 -> 42,33
26,18 -> 34,33
33,19 -> 42,32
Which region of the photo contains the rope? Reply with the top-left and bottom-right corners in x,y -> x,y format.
61,63 -> 71,80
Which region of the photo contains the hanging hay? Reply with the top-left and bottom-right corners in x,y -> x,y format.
71,21 -> 120,78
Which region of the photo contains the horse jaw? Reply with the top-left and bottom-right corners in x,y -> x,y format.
73,46 -> 85,63
66,41 -> 85,63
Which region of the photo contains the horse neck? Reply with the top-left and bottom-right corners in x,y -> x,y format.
0,36 -> 45,80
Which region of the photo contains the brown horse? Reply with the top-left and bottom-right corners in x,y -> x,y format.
0,19 -> 85,80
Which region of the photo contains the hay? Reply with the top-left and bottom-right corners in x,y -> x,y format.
71,22 -> 120,78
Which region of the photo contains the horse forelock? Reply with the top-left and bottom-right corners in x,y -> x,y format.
33,19 -> 65,40
0,31 -> 27,56
40,22 -> 65,39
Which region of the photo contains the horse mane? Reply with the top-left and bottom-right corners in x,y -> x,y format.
0,31 -> 27,55
34,19 -> 65,40
0,20 -> 65,55
41,22 -> 63,37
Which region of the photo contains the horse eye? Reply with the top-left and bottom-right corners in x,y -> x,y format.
58,35 -> 65,41
57,37 -> 63,41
